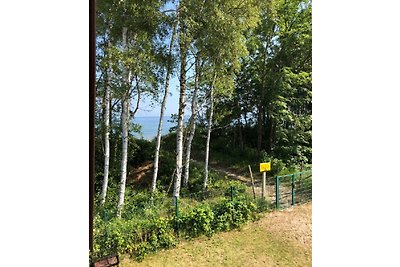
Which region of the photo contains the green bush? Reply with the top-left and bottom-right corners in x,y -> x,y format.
93,216 -> 177,261
186,165 -> 203,192
178,203 -> 214,238
120,190 -> 169,220
212,199 -> 256,231
177,196 -> 257,239
224,181 -> 246,194
128,138 -> 156,167
93,187 -> 264,262
157,151 -> 176,188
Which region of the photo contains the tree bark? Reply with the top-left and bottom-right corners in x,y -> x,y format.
258,42 -> 267,153
182,54 -> 200,188
100,43 -> 111,205
117,27 -> 130,218
110,107 -> 118,170
203,73 -> 217,191
238,118 -> 244,150
151,18 -> 177,193
173,21 -> 187,199
236,101 -> 244,150
266,113 -> 272,153
257,105 -> 263,153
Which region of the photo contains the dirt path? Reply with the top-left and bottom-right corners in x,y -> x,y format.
120,202 -> 312,267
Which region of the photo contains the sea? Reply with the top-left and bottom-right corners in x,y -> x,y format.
131,116 -> 189,140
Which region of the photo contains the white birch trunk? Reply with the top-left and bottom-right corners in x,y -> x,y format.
203,74 -> 216,191
117,27 -> 130,218
151,19 -> 178,194
182,115 -> 196,188
182,55 -> 200,188
173,37 -> 187,199
100,63 -> 111,205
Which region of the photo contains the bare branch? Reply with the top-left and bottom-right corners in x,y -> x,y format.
161,9 -> 177,14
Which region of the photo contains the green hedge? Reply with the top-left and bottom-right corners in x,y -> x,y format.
93,194 -> 258,262
93,216 -> 176,261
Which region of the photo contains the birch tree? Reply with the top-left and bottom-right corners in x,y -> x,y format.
173,0 -> 191,199
202,72 -> 216,191
182,52 -> 201,188
151,12 -> 178,194
111,0 -> 165,216
100,41 -> 111,205
116,27 -> 130,217
97,0 -> 118,205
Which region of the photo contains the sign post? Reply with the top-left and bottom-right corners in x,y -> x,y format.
259,162 -> 271,200
262,172 -> 266,200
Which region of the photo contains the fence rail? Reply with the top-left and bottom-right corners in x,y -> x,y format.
275,170 -> 312,209
94,170 -> 312,222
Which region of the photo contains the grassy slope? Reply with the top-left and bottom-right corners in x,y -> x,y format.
120,203 -> 312,267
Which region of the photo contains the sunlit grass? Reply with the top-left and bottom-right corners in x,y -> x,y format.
119,204 -> 312,267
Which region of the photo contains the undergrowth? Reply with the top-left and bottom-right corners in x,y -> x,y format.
92,185 -> 268,262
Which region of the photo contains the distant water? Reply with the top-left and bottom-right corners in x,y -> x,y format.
132,116 -> 189,140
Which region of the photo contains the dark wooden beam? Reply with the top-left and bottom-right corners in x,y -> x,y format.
89,0 -> 96,254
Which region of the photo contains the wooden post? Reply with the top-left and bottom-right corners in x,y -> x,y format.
248,165 -> 256,200
262,171 -> 266,200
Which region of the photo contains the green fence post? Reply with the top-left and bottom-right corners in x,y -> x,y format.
291,174 -> 295,206
276,176 -> 280,209
231,185 -> 234,206
174,196 -> 179,234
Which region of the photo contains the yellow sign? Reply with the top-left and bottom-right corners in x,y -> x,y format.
260,162 -> 271,172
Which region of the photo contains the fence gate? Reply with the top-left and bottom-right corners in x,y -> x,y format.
275,170 -> 312,209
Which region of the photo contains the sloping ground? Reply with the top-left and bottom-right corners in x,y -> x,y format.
120,203 -> 312,267
127,161 -> 154,188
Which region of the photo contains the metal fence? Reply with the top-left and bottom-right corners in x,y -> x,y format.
275,170 -> 312,209
95,169 -> 312,224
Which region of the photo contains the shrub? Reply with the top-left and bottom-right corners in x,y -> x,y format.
128,138 -> 156,167
93,216 -> 177,261
93,185 -> 262,262
178,203 -> 214,238
212,199 -> 256,232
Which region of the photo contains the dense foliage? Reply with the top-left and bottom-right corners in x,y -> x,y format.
208,0 -> 312,167
93,188 -> 258,261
